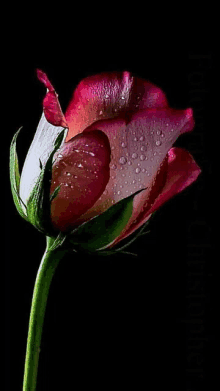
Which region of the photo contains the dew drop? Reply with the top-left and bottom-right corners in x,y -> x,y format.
119,156 -> 127,165
140,154 -> 145,161
77,163 -> 83,168
58,154 -> 63,158
66,172 -> 71,176
141,145 -> 147,151
117,190 -> 121,195
142,168 -> 146,173
134,137 -> 138,141
121,96 -> 125,100
99,110 -> 103,115
132,153 -> 138,159
156,140 -> 161,146
156,130 -> 162,135
89,152 -> 95,156
74,175 -> 78,179
121,142 -> 127,148
128,161 -> 132,165
135,167 -> 141,174
139,136 -> 145,141
111,164 -> 117,170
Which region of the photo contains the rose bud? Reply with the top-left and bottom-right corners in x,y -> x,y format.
11,70 -> 201,252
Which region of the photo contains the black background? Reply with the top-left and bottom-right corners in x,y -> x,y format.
3,12 -> 216,391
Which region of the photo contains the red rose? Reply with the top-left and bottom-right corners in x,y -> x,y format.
19,70 -> 201,250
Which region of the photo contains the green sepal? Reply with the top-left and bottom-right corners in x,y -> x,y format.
50,185 -> 61,203
95,211 -> 157,256
9,127 -> 29,221
46,232 -> 67,252
26,129 -> 65,235
68,188 -> 146,252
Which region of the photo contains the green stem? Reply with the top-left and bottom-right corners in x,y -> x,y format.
23,236 -> 68,391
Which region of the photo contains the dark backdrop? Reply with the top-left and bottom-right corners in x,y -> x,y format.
3,18 -> 215,391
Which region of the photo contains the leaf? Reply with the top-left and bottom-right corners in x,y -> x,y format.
9,127 -> 28,221
69,188 -> 146,251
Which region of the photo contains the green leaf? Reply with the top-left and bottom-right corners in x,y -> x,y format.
69,188 -> 146,252
26,129 -> 65,235
9,127 -> 28,221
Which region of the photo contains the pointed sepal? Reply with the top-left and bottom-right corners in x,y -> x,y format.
68,188 -> 147,252
26,129 -> 65,235
9,127 -> 29,221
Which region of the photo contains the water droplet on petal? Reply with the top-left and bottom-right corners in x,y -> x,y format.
66,172 -> 71,176
140,155 -> 145,161
141,145 -> 147,152
77,163 -> 83,168
134,137 -> 138,141
156,140 -> 161,146
121,142 -> 127,148
139,136 -> 145,141
119,156 -> 127,165
132,153 -> 138,159
156,130 -> 162,135
89,152 -> 95,156
58,154 -> 63,158
99,110 -> 103,115
135,167 -> 141,174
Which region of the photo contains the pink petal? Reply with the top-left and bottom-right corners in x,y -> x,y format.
50,130 -> 111,232
72,106 -> 195,230
65,71 -> 169,141
37,69 -> 68,128
108,147 -> 201,248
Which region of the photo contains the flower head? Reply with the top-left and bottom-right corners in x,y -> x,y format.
12,69 -> 201,251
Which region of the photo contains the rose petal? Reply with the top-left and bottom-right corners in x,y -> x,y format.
108,147 -> 202,248
37,69 -> 68,128
72,107 -> 194,228
50,130 -> 111,232
65,71 -> 169,141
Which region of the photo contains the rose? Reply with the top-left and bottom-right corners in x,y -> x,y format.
19,69 -> 201,251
